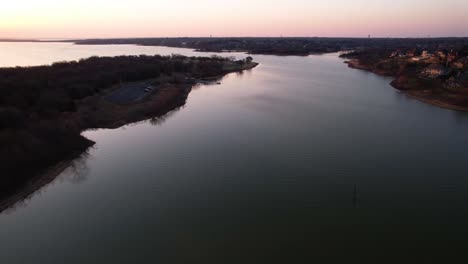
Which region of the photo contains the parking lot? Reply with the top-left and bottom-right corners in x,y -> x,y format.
104,81 -> 157,104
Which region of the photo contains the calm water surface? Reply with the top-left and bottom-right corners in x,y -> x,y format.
1,42 -> 468,262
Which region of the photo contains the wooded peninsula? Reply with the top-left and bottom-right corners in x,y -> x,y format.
0,54 -> 258,201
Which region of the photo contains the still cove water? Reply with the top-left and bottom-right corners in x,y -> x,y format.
1,42 -> 468,262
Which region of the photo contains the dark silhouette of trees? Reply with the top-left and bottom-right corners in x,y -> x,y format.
74,37 -> 468,56
0,54 -> 233,199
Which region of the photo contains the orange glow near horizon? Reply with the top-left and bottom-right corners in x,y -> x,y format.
1,0 -> 467,39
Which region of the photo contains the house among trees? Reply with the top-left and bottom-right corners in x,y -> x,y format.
452,61 -> 464,69
447,51 -> 458,63
452,57 -> 468,69
390,50 -> 399,58
436,51 -> 447,60
422,64 -> 450,78
406,49 -> 416,57
421,50 -> 432,58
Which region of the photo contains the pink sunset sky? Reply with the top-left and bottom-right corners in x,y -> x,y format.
1,0 -> 467,39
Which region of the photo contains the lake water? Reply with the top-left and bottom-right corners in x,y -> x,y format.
1,42 -> 468,262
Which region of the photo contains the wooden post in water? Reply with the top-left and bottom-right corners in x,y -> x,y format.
352,184 -> 358,208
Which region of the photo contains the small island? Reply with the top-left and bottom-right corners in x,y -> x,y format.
342,46 -> 468,111
0,54 -> 258,205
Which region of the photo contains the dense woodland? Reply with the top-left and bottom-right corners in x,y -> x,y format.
0,54 -> 233,198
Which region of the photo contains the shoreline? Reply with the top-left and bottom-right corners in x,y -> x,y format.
345,59 -> 394,77
345,59 -> 468,112
0,62 -> 259,213
403,92 -> 468,112
0,151 -> 88,213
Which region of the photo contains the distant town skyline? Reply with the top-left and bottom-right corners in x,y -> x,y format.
1,0 -> 467,39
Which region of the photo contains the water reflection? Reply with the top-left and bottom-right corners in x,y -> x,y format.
191,77 -> 225,90
452,109 -> 468,124
1,80 -> 192,212
352,184 -> 358,208
149,107 -> 183,127
1,151 -> 92,214
59,152 -> 92,185
3,43 -> 468,262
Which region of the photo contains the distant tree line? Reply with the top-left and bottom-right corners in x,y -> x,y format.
73,37 -> 468,56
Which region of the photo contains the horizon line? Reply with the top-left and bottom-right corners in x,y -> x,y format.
2,36 -> 468,41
